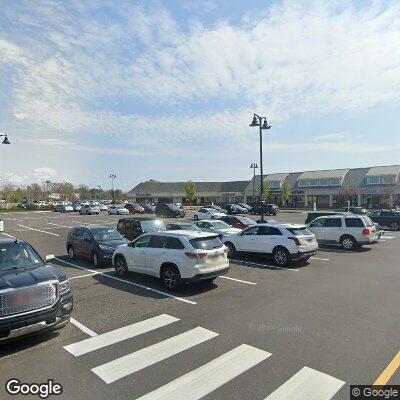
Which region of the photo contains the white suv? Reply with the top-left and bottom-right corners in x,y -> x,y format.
222,223 -> 318,266
193,207 -> 226,221
112,231 -> 229,291
308,215 -> 379,250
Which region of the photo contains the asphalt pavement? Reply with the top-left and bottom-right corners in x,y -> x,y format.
0,210 -> 399,399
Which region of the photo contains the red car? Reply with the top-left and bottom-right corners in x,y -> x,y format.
220,216 -> 257,229
125,203 -> 145,214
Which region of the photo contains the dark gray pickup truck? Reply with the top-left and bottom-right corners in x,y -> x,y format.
0,238 -> 73,342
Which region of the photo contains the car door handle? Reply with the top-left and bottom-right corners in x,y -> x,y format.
140,251 -> 145,254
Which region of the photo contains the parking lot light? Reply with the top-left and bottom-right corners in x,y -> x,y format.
250,163 -> 259,201
1,134 -> 10,144
249,113 -> 272,223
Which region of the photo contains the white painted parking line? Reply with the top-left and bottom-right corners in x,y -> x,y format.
1,232 -> 15,238
70,317 -> 98,337
53,258 -> 197,305
65,314 -> 179,357
232,259 -> 299,272
17,224 -> 60,236
47,222 -> 72,228
92,327 -> 219,384
310,257 -> 330,261
136,344 -> 271,400
219,276 -> 257,285
264,366 -> 345,400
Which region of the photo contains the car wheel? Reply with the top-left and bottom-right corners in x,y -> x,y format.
114,255 -> 128,276
194,215 -> 199,221
225,242 -> 236,258
68,246 -> 75,260
160,265 -> 181,291
390,222 -> 399,231
273,247 -> 291,266
92,251 -> 101,268
211,216 -> 215,219
340,235 -> 356,250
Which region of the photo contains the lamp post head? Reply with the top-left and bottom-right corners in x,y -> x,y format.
250,163 -> 258,169
261,120 -> 271,130
2,135 -> 10,145
249,115 -> 260,127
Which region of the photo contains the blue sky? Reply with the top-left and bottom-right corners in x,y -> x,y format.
1,0 -> 400,191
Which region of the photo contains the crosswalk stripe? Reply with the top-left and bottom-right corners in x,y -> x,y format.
92,327 -> 219,384
264,366 -> 345,400
135,344 -> 271,400
64,314 -> 179,357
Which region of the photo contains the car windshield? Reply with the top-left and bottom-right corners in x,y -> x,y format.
180,224 -> 202,231
91,228 -> 124,241
212,221 -> 231,229
0,242 -> 44,271
237,217 -> 256,225
189,236 -> 223,250
363,216 -> 374,227
168,204 -> 181,210
286,227 -> 314,236
142,220 -> 166,231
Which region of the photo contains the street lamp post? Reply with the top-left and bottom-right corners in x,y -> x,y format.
249,114 -> 271,223
249,163 -> 258,201
109,174 -> 116,203
0,133 -> 10,145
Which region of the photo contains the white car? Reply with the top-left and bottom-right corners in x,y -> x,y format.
193,207 -> 226,221
222,223 -> 318,266
112,231 -> 229,290
100,204 -> 108,211
108,205 -> 129,215
193,220 -> 242,237
308,214 -> 379,250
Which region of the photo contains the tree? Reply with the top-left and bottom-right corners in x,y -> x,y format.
26,183 -> 43,201
77,184 -> 90,200
185,180 -> 197,203
257,179 -> 270,201
282,179 -> 291,206
57,182 -> 75,200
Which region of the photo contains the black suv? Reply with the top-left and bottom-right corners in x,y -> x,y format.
368,210 -> 400,230
66,225 -> 129,267
117,218 -> 166,240
250,203 -> 279,215
0,238 -> 73,341
155,203 -> 185,218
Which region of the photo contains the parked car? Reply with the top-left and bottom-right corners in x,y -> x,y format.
222,223 -> 318,266
193,207 -> 226,221
108,205 -> 129,215
54,204 -> 73,213
112,231 -> 229,290
117,218 -> 166,241
166,222 -> 202,232
155,203 -> 185,218
219,204 -> 243,215
334,206 -> 368,215
237,203 -> 252,211
66,225 -> 129,267
0,238 -> 73,341
220,216 -> 257,229
193,220 -> 242,237
308,215 -> 379,250
144,204 -> 156,214
125,203 -> 145,214
80,204 -> 100,215
249,203 -> 279,216
368,209 -> 400,230
206,204 -> 228,214
99,204 -> 108,212
304,211 -> 348,224
72,202 -> 82,212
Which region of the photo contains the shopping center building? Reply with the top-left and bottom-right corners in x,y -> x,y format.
129,165 -> 400,209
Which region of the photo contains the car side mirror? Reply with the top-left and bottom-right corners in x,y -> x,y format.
45,254 -> 55,263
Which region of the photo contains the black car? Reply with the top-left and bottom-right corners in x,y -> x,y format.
368,210 -> 400,230
334,206 -> 368,215
0,238 -> 73,341
166,222 -> 202,232
155,203 -> 185,218
66,225 -> 129,267
220,204 -> 244,214
304,211 -> 348,224
144,204 -> 156,214
117,218 -> 166,241
249,203 -> 279,215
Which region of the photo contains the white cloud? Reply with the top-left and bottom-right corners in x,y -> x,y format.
1,167 -> 57,186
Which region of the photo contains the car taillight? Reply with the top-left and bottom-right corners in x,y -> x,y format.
288,237 -> 301,246
185,252 -> 207,260
362,228 -> 370,236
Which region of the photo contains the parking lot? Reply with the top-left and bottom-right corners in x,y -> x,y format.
0,210 -> 399,399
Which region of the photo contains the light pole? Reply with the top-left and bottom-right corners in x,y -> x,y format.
98,185 -> 102,201
0,133 -> 10,145
249,114 -> 271,222
250,163 -> 258,202
109,174 -> 116,203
